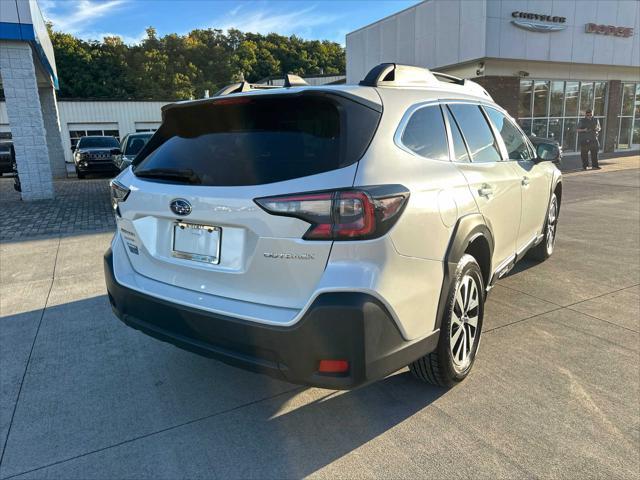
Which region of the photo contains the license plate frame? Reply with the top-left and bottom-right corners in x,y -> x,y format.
172,222 -> 221,265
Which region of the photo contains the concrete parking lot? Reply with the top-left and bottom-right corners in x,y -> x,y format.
1,159 -> 638,479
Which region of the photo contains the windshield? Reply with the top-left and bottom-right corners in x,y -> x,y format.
124,134 -> 152,156
134,94 -> 380,186
77,136 -> 119,149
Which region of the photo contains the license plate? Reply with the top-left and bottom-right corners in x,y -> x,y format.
172,222 -> 221,264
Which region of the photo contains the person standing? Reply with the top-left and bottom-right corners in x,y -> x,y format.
577,109 -> 601,170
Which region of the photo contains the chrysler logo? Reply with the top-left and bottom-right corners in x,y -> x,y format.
170,198 -> 192,216
511,11 -> 567,33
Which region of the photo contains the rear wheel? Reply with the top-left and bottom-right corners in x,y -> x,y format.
529,192 -> 559,262
410,254 -> 484,387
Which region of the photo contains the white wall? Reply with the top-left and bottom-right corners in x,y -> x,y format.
486,0 -> 640,68
346,0 -> 640,83
346,0 -> 486,83
0,100 -> 168,163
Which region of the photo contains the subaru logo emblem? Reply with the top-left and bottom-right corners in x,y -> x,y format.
170,198 -> 192,216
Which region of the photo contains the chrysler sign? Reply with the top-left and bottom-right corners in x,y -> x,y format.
511,11 -> 567,33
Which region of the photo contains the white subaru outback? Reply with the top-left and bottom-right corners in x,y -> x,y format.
105,63 -> 562,389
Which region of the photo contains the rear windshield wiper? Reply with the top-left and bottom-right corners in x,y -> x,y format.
135,168 -> 202,184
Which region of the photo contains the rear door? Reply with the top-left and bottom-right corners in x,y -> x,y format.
483,107 -> 552,252
116,91 -> 381,310
445,103 -> 522,272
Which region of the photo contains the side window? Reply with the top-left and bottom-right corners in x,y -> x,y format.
484,107 -> 533,161
448,104 -> 502,163
444,107 -> 470,162
400,105 -> 449,161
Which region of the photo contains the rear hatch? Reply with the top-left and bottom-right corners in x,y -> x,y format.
116,90 -> 381,311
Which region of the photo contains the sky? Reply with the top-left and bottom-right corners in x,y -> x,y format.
38,0 -> 420,45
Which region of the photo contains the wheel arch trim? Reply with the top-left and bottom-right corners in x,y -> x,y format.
433,214 -> 493,331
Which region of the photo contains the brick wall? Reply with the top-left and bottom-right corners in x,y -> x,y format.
603,80 -> 621,153
472,76 -> 521,119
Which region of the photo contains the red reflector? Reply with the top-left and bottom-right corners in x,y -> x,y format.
318,359 -> 350,374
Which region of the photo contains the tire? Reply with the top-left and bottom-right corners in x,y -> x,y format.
529,192 -> 559,262
75,167 -> 86,179
410,254 -> 484,387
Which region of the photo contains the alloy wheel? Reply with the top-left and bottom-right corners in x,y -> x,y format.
450,274 -> 480,373
546,195 -> 558,254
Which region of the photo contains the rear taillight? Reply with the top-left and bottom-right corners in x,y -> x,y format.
255,186 -> 409,241
109,180 -> 130,214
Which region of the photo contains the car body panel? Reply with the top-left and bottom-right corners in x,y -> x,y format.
106,78 -> 562,387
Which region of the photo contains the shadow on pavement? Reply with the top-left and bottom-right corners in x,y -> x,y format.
0,293 -> 447,478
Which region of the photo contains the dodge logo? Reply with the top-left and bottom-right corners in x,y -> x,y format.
170,198 -> 192,216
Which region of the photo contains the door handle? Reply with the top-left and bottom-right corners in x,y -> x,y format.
478,184 -> 494,198
522,176 -> 530,186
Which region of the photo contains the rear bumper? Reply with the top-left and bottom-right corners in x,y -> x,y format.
104,248 -> 439,389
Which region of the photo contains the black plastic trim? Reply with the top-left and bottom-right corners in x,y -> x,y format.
434,214 -> 493,331
104,248 -> 438,389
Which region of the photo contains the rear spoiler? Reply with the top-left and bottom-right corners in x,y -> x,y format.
214,74 -> 309,96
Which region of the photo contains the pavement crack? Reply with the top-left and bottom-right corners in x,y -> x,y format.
485,283 -> 639,334
0,236 -> 61,467
0,386 -> 303,480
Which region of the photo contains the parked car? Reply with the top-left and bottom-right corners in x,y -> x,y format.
528,135 -> 562,167
105,64 -> 562,389
0,141 -> 14,175
114,132 -> 153,171
72,136 -> 121,178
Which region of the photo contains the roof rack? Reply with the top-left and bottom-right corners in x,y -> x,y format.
214,74 -> 309,97
359,63 -> 491,99
431,71 -> 464,85
359,63 -> 439,87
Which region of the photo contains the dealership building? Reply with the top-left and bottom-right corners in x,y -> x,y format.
347,0 -> 640,154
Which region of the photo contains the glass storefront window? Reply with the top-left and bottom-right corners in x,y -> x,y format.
579,82 -> 594,115
618,117 -> 633,149
549,81 -> 564,117
519,81 -> 533,118
532,118 -> 548,138
564,82 -> 579,117
562,118 -> 577,151
594,82 -> 607,116
548,118 -> 562,143
533,81 -> 549,117
519,79 -> 607,152
622,83 -> 635,116
617,82 -> 639,150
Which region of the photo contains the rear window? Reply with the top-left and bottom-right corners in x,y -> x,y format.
134,94 -> 380,186
124,135 -> 151,156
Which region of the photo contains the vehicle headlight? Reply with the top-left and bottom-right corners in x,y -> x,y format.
110,180 -> 130,213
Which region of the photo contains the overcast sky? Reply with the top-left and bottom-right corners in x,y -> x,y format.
39,0 -> 419,45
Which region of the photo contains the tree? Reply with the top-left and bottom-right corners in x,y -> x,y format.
48,25 -> 346,100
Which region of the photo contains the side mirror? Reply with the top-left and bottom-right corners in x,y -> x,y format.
536,143 -> 560,163
71,145 -> 76,152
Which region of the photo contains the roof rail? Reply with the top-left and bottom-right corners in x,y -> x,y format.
359,63 -> 492,99
214,73 -> 310,97
283,74 -> 309,87
431,71 -> 464,85
359,63 -> 438,87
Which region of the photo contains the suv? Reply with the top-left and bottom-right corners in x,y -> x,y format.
72,136 -> 121,178
105,64 -> 562,389
114,132 -> 154,171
